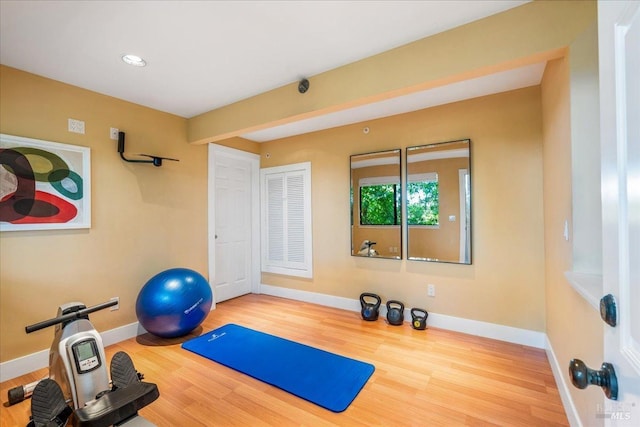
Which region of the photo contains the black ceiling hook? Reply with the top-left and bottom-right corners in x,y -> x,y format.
117,131 -> 179,167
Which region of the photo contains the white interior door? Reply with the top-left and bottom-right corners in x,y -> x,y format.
208,144 -> 260,304
599,1 -> 640,424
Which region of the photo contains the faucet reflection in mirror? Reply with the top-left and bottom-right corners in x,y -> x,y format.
350,149 -> 402,259
406,139 -> 471,264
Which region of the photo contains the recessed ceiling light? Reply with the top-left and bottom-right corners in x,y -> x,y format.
122,54 -> 146,67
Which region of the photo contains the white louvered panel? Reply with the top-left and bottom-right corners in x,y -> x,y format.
286,173 -> 305,263
267,174 -> 284,262
260,161 -> 312,278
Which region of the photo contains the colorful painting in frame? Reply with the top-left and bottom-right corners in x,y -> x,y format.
0,134 -> 91,231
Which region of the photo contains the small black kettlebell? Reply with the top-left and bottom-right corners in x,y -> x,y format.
386,300 -> 404,326
410,308 -> 429,330
360,293 -> 381,321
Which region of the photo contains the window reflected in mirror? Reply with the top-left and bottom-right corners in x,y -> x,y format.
350,149 -> 402,259
406,139 -> 471,264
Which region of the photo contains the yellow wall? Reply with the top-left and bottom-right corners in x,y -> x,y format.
261,86 -> 546,332
541,57 -> 604,425
0,66 -> 209,362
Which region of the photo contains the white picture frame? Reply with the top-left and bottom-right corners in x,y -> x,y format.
0,133 -> 91,231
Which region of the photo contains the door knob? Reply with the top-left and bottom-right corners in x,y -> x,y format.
600,294 -> 617,327
569,359 -> 618,400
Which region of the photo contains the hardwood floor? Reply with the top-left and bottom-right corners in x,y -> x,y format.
1,294 -> 568,426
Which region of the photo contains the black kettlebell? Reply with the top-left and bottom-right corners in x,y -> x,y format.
411,308 -> 429,330
360,293 -> 381,321
386,300 -> 404,326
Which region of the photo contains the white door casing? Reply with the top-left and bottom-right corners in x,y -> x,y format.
208,144 -> 260,305
458,168 -> 470,264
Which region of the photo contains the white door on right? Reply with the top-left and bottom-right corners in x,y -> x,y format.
599,1 -> 640,425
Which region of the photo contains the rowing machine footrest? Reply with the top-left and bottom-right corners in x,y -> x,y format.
74,382 -> 159,427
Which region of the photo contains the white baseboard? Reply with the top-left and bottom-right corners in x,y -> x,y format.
427,312 -> 547,348
0,321 -> 143,383
101,321 -> 146,348
0,349 -> 49,383
258,284 -> 362,312
546,336 -> 582,427
259,284 -> 547,348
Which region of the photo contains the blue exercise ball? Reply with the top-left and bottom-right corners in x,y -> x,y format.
136,268 -> 213,338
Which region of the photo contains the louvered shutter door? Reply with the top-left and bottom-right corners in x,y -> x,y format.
261,163 -> 312,278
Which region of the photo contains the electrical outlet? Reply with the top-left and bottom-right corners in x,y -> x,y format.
428,284 -> 436,297
110,127 -> 119,140
68,118 -> 85,134
110,297 -> 120,311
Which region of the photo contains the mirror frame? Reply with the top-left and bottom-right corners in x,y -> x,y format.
350,149 -> 402,259
405,139 -> 472,264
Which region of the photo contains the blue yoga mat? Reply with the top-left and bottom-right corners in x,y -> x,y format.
182,323 -> 375,412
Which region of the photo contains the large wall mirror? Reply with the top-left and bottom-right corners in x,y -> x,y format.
350,149 -> 402,259
406,139 -> 471,264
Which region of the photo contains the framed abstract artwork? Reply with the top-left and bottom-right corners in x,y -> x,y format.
0,134 -> 91,231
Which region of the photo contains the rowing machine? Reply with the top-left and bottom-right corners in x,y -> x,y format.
7,301 -> 159,426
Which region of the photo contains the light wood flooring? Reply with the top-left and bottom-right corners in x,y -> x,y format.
1,294 -> 568,426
